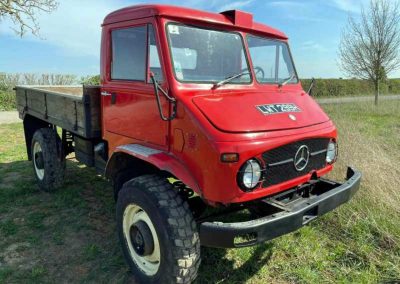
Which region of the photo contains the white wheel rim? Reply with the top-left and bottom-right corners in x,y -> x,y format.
33,141 -> 44,180
123,204 -> 161,276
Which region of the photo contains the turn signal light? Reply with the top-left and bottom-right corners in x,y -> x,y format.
221,153 -> 239,163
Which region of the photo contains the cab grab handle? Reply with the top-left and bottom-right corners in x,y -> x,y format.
150,73 -> 177,121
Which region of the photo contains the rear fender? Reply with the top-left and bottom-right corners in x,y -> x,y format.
105,144 -> 201,195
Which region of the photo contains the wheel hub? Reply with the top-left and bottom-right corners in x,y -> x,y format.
129,220 -> 154,256
34,152 -> 44,169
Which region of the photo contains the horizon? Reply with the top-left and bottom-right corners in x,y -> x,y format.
1,0 -> 400,79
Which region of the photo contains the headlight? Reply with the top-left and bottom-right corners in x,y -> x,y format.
237,159 -> 262,191
326,141 -> 337,164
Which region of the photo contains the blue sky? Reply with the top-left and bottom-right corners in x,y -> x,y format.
2,0 -> 396,78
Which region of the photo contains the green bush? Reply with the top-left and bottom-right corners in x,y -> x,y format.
0,91 -> 16,111
81,75 -> 100,85
0,73 -> 84,111
301,78 -> 400,97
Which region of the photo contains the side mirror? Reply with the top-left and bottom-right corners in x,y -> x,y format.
307,78 -> 315,96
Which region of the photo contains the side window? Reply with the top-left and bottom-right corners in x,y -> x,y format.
111,26 -> 146,81
277,45 -> 293,80
148,25 -> 164,82
247,35 -> 297,84
248,45 -> 276,83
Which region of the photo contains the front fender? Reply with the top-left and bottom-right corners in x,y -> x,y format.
105,144 -> 201,195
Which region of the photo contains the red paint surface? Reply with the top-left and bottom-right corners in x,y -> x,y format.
100,5 -> 338,205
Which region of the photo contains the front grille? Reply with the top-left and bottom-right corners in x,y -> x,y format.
261,138 -> 330,188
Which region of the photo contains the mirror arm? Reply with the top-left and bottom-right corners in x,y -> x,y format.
150,74 -> 177,121
307,78 -> 315,96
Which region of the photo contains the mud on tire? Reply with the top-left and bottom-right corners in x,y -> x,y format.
31,128 -> 65,192
116,174 -> 201,284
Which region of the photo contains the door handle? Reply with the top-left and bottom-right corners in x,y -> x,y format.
111,93 -> 117,105
101,91 -> 117,104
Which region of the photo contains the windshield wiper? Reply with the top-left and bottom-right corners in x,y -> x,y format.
278,73 -> 296,88
212,71 -> 251,89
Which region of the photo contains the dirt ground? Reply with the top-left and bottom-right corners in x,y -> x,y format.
0,112 -> 19,124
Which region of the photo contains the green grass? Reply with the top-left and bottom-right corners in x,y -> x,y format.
0,91 -> 16,111
0,101 -> 399,283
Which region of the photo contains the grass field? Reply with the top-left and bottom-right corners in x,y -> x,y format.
0,100 -> 399,283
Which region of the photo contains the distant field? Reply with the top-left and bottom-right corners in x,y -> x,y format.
0,100 -> 399,283
1,73 -> 400,111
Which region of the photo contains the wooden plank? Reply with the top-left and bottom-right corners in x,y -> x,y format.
27,89 -> 46,118
16,85 -> 83,100
35,86 -> 83,96
15,85 -> 101,139
16,88 -> 27,113
46,95 -> 84,130
83,86 -> 101,136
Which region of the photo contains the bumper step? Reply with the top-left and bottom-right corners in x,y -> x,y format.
199,167 -> 361,248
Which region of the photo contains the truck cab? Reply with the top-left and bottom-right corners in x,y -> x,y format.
101,5 -> 335,205
16,5 -> 361,284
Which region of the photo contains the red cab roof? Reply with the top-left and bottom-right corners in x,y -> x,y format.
103,4 -> 288,40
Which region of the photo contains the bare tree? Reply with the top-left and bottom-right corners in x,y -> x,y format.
338,0 -> 400,105
0,0 -> 58,36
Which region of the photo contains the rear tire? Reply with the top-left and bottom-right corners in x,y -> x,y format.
31,128 -> 65,192
116,175 -> 200,284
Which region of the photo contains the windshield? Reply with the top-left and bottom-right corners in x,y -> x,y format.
167,24 -> 251,84
247,35 -> 298,84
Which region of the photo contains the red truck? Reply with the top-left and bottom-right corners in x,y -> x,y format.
15,4 -> 361,284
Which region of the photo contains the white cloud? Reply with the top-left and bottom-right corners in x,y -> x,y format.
156,0 -> 254,12
269,1 -> 307,8
218,0 -> 254,12
1,0 -> 128,57
301,41 -> 327,52
330,0 -> 368,13
267,1 -> 324,22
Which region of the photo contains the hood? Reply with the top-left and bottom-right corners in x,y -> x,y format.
192,91 -> 330,133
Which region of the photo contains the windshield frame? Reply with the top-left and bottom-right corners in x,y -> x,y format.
246,34 -> 299,85
165,22 -> 253,85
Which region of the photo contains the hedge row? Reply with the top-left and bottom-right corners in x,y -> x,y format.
300,78 -> 400,97
1,73 -> 400,111
0,91 -> 16,111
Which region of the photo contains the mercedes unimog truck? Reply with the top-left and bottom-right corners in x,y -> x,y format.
15,5 -> 361,284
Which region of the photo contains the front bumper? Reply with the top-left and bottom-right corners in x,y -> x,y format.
199,167 -> 361,248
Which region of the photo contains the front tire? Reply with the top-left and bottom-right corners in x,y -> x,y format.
31,128 -> 65,192
116,175 -> 200,284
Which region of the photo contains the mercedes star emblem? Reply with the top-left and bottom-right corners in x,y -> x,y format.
294,145 -> 310,171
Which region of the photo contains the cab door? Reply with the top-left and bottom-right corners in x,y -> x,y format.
101,20 -> 169,148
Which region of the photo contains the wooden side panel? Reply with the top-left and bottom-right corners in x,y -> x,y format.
46,95 -> 85,131
16,88 -> 27,113
27,89 -> 46,118
83,86 -> 101,137
15,86 -> 102,138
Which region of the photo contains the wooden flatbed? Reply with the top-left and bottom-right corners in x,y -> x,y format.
15,85 -> 101,138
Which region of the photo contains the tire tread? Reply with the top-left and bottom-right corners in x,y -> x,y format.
31,128 -> 65,192
118,175 -> 200,284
